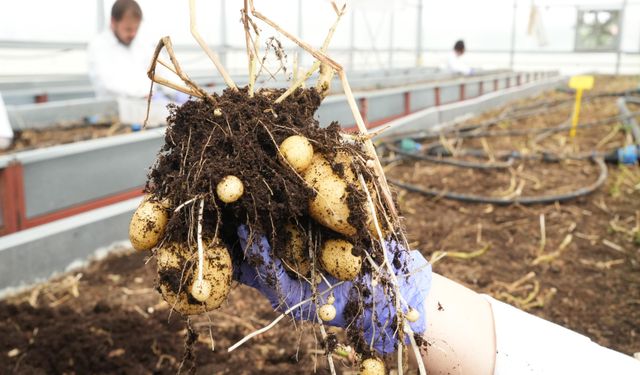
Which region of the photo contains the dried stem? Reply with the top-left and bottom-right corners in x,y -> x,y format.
539,214 -> 546,254
228,281 -> 345,352
242,0 -> 257,96
275,3 -> 344,103
358,173 -> 427,375
174,197 -> 198,213
189,0 -> 237,90
157,58 -> 179,76
275,61 -> 321,103
147,36 -> 212,100
311,265 -> 337,375
316,3 -> 346,97
196,199 -> 205,283
317,318 -> 337,375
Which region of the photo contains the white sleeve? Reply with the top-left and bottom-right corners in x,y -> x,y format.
485,295 -> 640,375
87,37 -> 149,99
447,54 -> 472,75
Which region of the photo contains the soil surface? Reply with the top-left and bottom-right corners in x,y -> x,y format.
0,251 -> 334,375
0,76 -> 639,374
386,75 -> 640,356
0,121 -> 133,155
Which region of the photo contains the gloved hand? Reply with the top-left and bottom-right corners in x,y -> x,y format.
236,225 -> 432,354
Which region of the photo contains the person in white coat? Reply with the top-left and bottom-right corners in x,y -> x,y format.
446,40 -> 473,75
87,0 -> 151,100
88,0 -> 188,125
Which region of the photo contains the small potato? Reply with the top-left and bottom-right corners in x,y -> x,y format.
279,135 -> 314,173
360,358 -> 385,375
320,239 -> 362,281
217,175 -> 244,203
405,307 -> 420,322
281,224 -> 311,277
157,242 -> 232,315
129,196 -> 168,251
318,304 -> 337,321
191,279 -> 212,302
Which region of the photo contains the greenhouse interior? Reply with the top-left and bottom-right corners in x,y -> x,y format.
0,0 -> 639,374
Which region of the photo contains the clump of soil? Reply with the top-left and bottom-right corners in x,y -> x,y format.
146,87 -> 372,254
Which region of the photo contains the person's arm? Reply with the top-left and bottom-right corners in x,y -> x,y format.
420,274 -> 640,375
420,273 -> 496,374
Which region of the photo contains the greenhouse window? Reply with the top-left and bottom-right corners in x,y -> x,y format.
574,9 -> 621,52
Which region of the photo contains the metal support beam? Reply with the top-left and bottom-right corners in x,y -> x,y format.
416,0 -> 424,66
96,0 -> 106,33
388,10 -> 395,70
349,7 -> 356,71
509,0 -> 517,70
297,0 -> 303,62
220,0 -> 228,67
615,0 -> 628,74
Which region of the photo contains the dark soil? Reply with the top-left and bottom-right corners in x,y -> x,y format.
0,251 -> 337,375
145,87 -> 375,255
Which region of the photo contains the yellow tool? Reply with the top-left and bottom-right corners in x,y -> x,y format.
568,75 -> 594,138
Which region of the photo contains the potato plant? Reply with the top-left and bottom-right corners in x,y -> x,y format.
128,1 -> 426,374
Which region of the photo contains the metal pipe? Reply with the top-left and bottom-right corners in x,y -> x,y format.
297,0 -> 303,62
615,0 -> 628,74
416,0 -> 424,66
349,7 -> 356,71
509,0 -> 517,70
220,0 -> 228,67
96,0 -> 106,33
388,10 -> 395,70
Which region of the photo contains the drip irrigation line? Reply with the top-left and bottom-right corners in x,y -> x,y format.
389,158 -> 608,206
618,97 -> 640,144
384,142 -> 515,169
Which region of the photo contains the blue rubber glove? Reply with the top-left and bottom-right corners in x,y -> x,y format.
236,225 -> 432,354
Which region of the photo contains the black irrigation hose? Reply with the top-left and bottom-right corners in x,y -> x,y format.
389,158 -> 608,206
381,90 -> 633,204
384,142 -> 515,169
